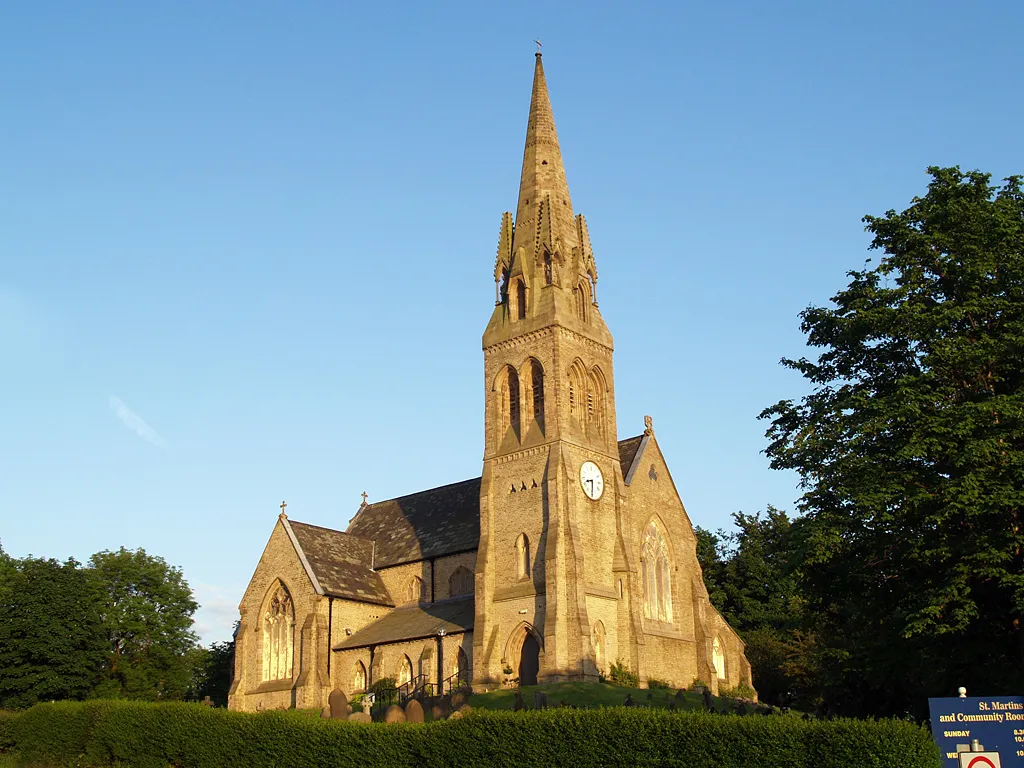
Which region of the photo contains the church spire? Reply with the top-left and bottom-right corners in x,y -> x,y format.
510,52 -> 580,280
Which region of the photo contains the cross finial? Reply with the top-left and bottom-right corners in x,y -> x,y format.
361,491 -> 368,505
279,500 -> 287,517
534,39 -> 542,55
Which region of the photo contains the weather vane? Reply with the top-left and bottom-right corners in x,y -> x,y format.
534,39 -> 542,54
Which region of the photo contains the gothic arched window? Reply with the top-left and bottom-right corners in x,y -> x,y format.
512,279 -> 527,320
398,655 -> 414,687
453,646 -> 469,683
713,637 -> 726,679
568,360 -> 587,423
527,358 -> 545,431
353,661 -> 367,692
406,576 -> 425,604
574,281 -> 590,321
515,533 -> 531,581
498,366 -> 521,439
641,520 -> 673,623
449,566 -> 474,597
588,367 -> 606,437
592,621 -> 606,675
261,583 -> 294,682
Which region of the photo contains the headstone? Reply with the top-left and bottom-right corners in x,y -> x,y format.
513,690 -> 526,711
430,704 -> 448,721
384,704 -> 406,723
202,696 -> 214,707
534,691 -> 548,710
449,709 -> 463,719
450,692 -> 466,710
349,711 -> 372,723
346,703 -> 352,714
320,706 -> 331,719
457,704 -> 472,716
624,694 -> 635,707
329,689 -> 349,720
702,687 -> 714,711
674,690 -> 684,704
404,699 -> 424,723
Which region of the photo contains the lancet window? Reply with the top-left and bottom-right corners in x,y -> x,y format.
353,661 -> 367,692
641,520 -> 673,623
449,566 -> 474,597
587,367 -> 606,437
398,655 -> 414,687
405,576 -> 425,604
515,533 -> 531,581
526,358 -> 545,430
453,647 -> 469,683
574,281 -> 590,321
261,583 -> 294,682
568,360 -> 588,423
509,278 -> 526,320
713,637 -> 726,679
592,621 -> 606,675
498,366 -> 521,438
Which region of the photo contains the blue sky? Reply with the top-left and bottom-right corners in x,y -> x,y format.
2,1 -> 1021,644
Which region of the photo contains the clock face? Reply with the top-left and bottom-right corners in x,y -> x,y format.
580,461 -> 604,500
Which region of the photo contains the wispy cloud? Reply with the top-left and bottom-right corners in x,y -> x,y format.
192,583 -> 239,645
109,396 -> 168,450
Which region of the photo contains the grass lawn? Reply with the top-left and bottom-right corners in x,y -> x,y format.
0,753 -> 17,768
470,682 -> 714,712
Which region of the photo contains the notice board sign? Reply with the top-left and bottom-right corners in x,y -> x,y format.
929,696 -> 1024,767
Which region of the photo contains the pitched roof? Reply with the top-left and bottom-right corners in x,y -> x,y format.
617,434 -> 646,483
346,478 -> 481,568
285,520 -> 392,606
334,596 -> 475,650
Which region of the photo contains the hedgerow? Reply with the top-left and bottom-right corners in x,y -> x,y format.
0,711 -> 16,753
6,700 -> 941,768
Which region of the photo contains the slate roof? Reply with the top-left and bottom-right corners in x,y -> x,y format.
334,596 -> 475,650
346,478 -> 482,568
617,434 -> 645,483
286,520 -> 393,606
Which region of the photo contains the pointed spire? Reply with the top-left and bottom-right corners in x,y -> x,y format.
512,53 -> 578,274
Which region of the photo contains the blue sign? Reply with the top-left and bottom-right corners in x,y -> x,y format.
929,696 -> 1024,767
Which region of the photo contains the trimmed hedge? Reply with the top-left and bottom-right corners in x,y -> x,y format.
8,700 -> 941,768
0,711 -> 15,753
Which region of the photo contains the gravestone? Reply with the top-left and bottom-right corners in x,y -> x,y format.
405,699 -> 424,723
674,690 -> 685,705
624,694 -> 635,707
534,691 -> 548,710
349,711 -> 372,723
457,704 -> 472,716
513,691 -> 526,711
449,709 -> 463,719
430,704 -> 448,721
384,704 -> 406,723
346,703 -> 353,714
329,689 -> 349,720
702,687 -> 714,711
450,692 -> 466,710
320,706 -> 331,719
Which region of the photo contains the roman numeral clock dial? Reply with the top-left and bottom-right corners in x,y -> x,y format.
579,461 -> 604,500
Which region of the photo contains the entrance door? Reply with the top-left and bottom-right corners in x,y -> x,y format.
519,633 -> 540,686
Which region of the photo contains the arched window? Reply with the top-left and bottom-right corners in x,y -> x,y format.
713,637 -> 726,679
514,279 -> 527,320
398,655 -> 414,687
261,583 -> 294,682
592,621 -> 606,675
453,646 -> 469,683
449,566 -> 474,597
353,661 -> 367,692
574,281 -> 590,321
526,358 -> 545,430
499,366 -> 521,438
641,520 -> 673,623
568,360 -> 587,423
588,367 -> 606,437
405,576 -> 425,604
515,533 -> 531,581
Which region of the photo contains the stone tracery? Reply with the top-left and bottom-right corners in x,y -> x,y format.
641,520 -> 673,623
261,582 -> 294,682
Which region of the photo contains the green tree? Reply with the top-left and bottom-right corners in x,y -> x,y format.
696,510 -> 808,707
0,556 -> 107,708
187,637 -> 235,707
761,167 -> 1024,717
88,547 -> 199,700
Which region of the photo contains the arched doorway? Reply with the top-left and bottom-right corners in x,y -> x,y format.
519,632 -> 540,686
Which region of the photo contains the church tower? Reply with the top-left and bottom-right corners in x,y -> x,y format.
473,53 -> 624,686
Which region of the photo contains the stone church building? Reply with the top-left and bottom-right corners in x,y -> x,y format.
228,54 -> 753,713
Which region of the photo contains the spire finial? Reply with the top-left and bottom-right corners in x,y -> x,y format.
534,39 -> 542,55
279,500 -> 287,517
360,491 -> 368,506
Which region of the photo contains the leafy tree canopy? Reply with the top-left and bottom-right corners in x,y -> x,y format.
761,167 -> 1024,716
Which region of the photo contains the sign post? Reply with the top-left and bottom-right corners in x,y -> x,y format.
929,696 -> 1024,768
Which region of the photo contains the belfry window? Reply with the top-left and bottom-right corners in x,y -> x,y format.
641,520 -> 673,623
568,360 -> 587,423
574,281 -> 590,321
261,583 -> 294,682
527,359 -> 545,430
588,368 -> 606,437
499,366 -> 521,438
513,279 -> 527,320
515,533 -> 531,581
